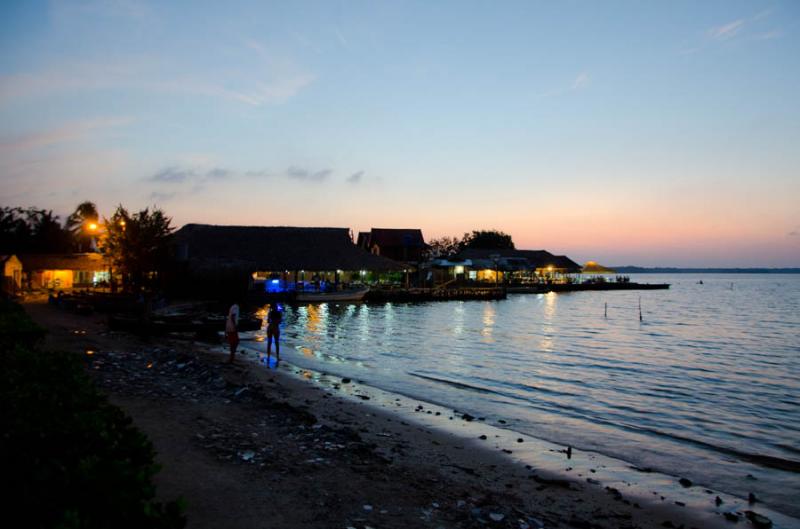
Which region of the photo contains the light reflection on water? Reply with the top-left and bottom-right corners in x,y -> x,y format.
249,274 -> 800,518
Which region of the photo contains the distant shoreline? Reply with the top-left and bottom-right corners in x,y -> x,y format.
612,267 -> 800,274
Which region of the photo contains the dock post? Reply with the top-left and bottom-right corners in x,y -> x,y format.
604,301 -> 607,318
638,296 -> 642,322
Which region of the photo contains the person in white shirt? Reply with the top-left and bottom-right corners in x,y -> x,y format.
226,302 -> 240,363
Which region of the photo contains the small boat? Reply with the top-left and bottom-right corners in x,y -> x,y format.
295,287 -> 369,302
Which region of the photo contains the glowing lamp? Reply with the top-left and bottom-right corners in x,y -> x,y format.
88,223 -> 98,231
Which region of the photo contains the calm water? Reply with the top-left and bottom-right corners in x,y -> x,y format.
248,274 -> 800,517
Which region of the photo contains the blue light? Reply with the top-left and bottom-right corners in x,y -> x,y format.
266,278 -> 285,293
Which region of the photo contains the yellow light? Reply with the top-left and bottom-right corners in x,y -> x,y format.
85,349 -> 95,355
88,222 -> 98,231
119,220 -> 126,226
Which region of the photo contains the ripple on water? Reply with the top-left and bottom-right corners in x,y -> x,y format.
255,274 -> 800,519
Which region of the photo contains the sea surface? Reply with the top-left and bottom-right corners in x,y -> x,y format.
247,274 -> 800,518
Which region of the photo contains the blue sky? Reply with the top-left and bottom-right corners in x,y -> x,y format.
1,0 -> 798,266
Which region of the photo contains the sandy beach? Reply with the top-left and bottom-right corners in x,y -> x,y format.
25,300 -> 786,529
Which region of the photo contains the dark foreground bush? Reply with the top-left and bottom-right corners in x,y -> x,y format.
0,297 -> 46,348
1,303 -> 185,529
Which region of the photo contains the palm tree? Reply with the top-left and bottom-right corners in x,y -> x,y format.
27,208 -> 72,253
66,201 -> 99,252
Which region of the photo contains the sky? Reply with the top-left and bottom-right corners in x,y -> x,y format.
1,0 -> 799,267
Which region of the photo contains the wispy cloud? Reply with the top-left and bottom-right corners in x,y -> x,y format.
753,9 -> 773,21
334,27 -> 350,49
2,38 -> 314,108
347,170 -> 364,184
537,71 -> 590,98
287,166 -> 332,181
206,167 -> 230,179
148,164 -> 340,184
50,0 -> 156,23
149,191 -> 176,202
0,117 -> 132,154
571,72 -> 590,90
789,229 -> 799,237
245,169 -> 272,178
149,166 -> 195,183
708,20 -> 745,40
753,29 -> 783,41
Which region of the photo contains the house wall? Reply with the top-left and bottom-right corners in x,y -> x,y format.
26,268 -> 109,290
36,270 -> 74,289
3,258 -> 23,289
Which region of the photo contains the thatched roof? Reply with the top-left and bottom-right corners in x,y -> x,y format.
452,248 -> 581,272
360,228 -> 427,249
551,255 -> 582,273
174,224 -> 405,272
19,253 -> 108,271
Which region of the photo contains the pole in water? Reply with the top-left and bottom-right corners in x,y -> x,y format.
638,296 -> 643,322
604,301 -> 608,318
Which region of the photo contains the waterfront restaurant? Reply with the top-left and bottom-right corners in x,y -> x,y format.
450,248 -> 582,284
172,224 -> 405,295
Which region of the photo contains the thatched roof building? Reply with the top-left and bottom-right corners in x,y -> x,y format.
19,253 -> 108,272
452,248 -> 581,273
174,224 -> 404,273
356,228 -> 428,263
18,253 -> 109,290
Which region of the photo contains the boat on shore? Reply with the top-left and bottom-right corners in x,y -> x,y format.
295,287 -> 369,302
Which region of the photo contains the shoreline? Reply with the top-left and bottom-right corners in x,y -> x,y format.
236,342 -> 799,529
24,300 -> 798,529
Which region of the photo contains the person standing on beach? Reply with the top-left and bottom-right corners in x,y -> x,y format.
266,303 -> 282,366
226,302 -> 240,363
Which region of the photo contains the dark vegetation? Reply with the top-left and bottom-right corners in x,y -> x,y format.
427,229 -> 515,259
102,205 -> 174,292
1,201 -> 174,292
0,299 -> 185,529
0,206 -> 74,254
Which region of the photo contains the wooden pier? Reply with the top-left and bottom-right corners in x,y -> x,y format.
507,282 -> 669,294
366,286 -> 506,302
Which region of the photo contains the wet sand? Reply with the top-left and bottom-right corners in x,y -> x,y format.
25,300 -> 794,529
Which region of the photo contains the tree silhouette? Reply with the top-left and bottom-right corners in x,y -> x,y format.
101,206 -> 174,291
425,236 -> 462,259
65,201 -> 99,252
461,230 -> 515,250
